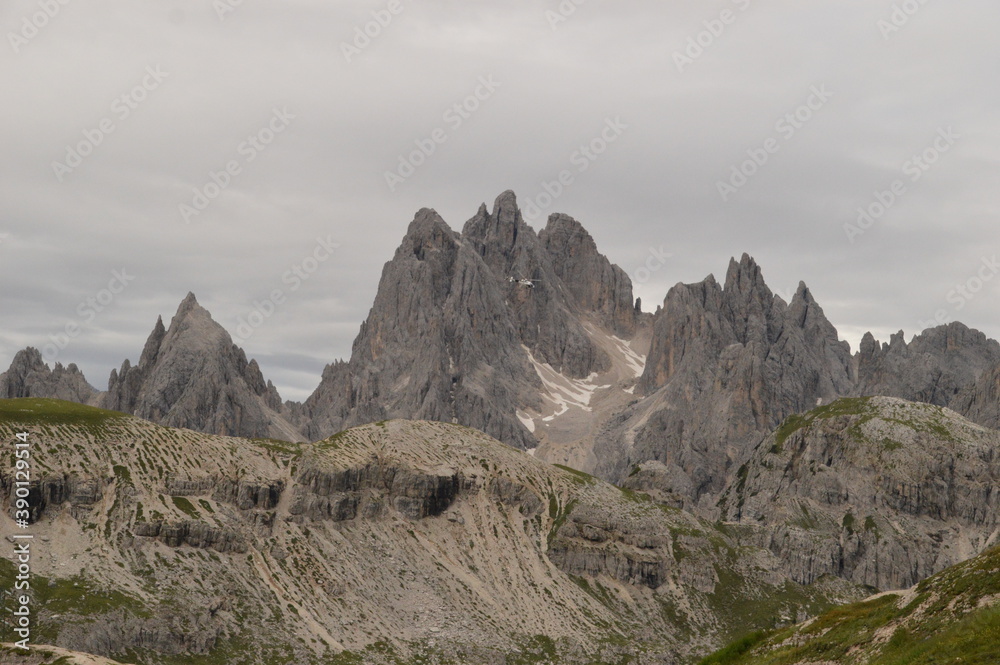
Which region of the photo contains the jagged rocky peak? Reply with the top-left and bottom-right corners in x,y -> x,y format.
100,293 -> 299,440
0,346 -> 98,403
300,202 -> 541,449
853,321 -> 1000,409
722,252 -> 775,322
599,254 -> 855,507
539,212 -> 637,336
399,207 -> 460,259
641,254 -> 850,394
299,191 -> 648,449
461,190 -> 545,281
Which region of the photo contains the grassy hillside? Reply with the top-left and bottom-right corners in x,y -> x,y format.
699,544 -> 1000,665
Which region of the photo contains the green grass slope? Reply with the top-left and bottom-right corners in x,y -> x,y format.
699,544 -> 1000,665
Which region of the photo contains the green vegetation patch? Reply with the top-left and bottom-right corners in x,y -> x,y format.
553,464 -> 598,486
0,558 -> 150,644
697,630 -> 770,665
701,545 -> 1000,665
0,398 -> 127,428
171,495 -> 200,519
250,437 -> 303,456
113,464 -> 133,487
773,397 -> 874,449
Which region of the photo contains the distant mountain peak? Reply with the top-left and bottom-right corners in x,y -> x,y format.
723,252 -> 770,298
100,293 -> 300,440
491,189 -> 521,223
0,346 -> 97,402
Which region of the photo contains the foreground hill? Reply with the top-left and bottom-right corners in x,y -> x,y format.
699,543 -> 1000,665
717,396 -> 1000,590
0,399 -> 865,665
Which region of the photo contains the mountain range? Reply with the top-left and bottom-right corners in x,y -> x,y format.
5,191 -> 999,514
2,191 -> 999,663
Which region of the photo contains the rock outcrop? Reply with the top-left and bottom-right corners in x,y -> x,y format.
295,204 -> 543,448
951,361 -> 1000,429
539,213 -> 637,338
99,293 -> 299,440
722,396 -> 1000,590
595,256 -> 854,507
853,322 -> 1000,408
0,347 -> 98,403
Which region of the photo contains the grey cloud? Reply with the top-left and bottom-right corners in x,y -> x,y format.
2,0 -> 997,400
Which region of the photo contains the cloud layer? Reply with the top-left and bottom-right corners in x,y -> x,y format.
2,0 -> 997,401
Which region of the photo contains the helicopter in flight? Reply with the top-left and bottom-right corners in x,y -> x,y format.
507,276 -> 542,289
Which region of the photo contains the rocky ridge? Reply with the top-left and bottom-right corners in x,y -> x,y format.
4,191 -> 1000,524
0,399 -> 868,665
597,256 -> 855,508
0,347 -> 98,404
601,257 -> 1000,515
720,396 -> 1000,591
293,190 -> 648,451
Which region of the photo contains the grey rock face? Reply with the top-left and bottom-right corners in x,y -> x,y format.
297,191 -> 640,449
951,362 -> 1000,428
291,462 -> 461,522
0,347 -> 98,403
594,253 -> 1000,516
133,520 -> 248,553
595,256 -> 854,506
100,293 -> 300,440
0,471 -> 103,523
295,205 -> 543,449
854,323 -> 1000,408
462,192 -> 612,378
722,396 -> 1000,590
539,212 -> 637,338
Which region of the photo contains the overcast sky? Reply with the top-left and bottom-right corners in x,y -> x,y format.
2,0 -> 998,402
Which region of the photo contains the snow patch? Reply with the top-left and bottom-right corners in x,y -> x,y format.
611,335 -> 646,377
524,346 -> 611,418
516,410 -> 536,433
526,447 -> 537,457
